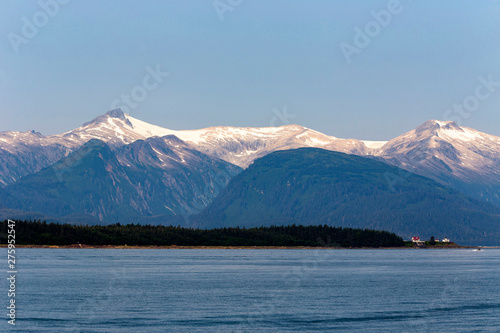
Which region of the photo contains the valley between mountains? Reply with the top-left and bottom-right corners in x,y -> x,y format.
1,109 -> 499,245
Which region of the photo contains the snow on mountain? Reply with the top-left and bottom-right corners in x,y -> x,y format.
51,109 -> 370,168
373,120 -> 500,206
0,109 -> 370,185
374,120 -> 500,179
3,109 -> 500,208
0,130 -> 71,186
0,137 -> 241,223
74,110 -> 365,167
166,124 -> 369,168
361,140 -> 388,149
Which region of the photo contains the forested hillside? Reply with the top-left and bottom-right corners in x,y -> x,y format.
1,220 -> 404,248
197,148 -> 500,245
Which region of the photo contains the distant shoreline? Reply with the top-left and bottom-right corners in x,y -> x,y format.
3,221 -> 494,249
1,244 -> 481,250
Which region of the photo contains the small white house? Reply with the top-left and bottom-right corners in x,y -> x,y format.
442,237 -> 450,243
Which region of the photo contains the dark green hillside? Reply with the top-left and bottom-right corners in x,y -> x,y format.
197,148 -> 500,245
0,138 -> 240,224
0,139 -> 139,222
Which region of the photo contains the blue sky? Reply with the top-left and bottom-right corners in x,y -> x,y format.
1,0 -> 499,140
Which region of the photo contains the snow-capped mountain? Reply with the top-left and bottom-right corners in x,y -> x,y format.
2,109 -> 500,210
0,136 -> 241,223
114,135 -> 241,216
61,109 -> 370,168
372,120 -> 500,206
0,109 -> 370,185
169,125 -> 370,168
0,130 -> 70,186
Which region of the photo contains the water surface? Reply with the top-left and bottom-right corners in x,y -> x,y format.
2,248 -> 499,332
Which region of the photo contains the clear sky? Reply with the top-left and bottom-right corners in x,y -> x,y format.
1,0 -> 499,140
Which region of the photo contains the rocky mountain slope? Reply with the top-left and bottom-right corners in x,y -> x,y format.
65,109 -> 371,168
0,138 -> 240,223
0,131 -> 70,186
0,109 -> 369,185
372,120 -> 500,207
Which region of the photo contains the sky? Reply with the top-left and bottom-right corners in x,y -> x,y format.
1,0 -> 499,140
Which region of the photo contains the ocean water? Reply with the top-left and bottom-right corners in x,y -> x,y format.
2,248 -> 499,332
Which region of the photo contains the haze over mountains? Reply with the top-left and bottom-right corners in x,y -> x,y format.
1,109 -> 500,244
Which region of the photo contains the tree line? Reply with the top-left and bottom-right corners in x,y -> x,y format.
1,220 -> 404,247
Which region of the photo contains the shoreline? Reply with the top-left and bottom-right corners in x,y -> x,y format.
1,244 -> 481,250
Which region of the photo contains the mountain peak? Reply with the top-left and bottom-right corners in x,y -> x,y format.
415,120 -> 462,135
82,109 -> 133,128
280,124 -> 307,131
105,108 -> 127,120
73,139 -> 114,160
82,138 -> 108,148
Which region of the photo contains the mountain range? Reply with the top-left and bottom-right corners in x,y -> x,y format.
196,148 -> 500,245
0,135 -> 240,223
1,109 -> 500,244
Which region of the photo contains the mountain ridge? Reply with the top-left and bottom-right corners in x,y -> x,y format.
0,137 -> 241,223
373,119 -> 500,206
195,148 -> 500,245
2,108 -> 500,221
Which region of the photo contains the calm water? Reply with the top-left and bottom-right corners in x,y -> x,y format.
2,248 -> 499,332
